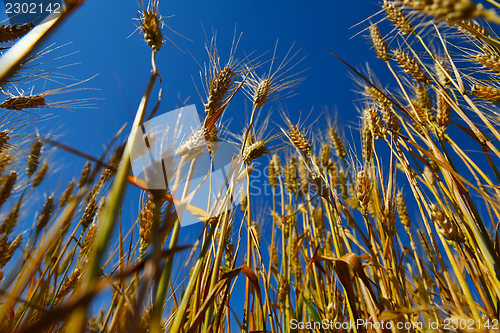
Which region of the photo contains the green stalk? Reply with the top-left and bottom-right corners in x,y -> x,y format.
240,105 -> 259,154
129,189 -> 166,333
243,166 -> 253,333
168,222 -> 217,333
150,219 -> 179,332
67,71 -> 157,332
440,237 -> 481,320
285,194 -> 293,333
151,158 -> 198,333
203,213 -> 230,331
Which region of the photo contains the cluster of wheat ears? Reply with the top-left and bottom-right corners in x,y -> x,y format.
1,0 -> 500,332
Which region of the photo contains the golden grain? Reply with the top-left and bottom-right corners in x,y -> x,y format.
0,170 -> 16,210
27,139 -> 42,177
471,83 -> 500,102
369,24 -> 392,61
289,124 -> 312,155
0,22 -> 35,44
394,49 -> 431,84
396,192 -> 411,227
32,162 -> 48,188
329,128 -> 346,160
384,1 -> 415,34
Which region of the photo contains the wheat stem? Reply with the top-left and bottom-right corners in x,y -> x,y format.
152,158 -> 198,333
67,71 -> 157,332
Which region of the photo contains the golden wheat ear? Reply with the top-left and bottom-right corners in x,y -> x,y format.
0,23 -> 36,44
0,0 -> 85,84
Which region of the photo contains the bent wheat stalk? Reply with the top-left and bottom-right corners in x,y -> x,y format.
0,0 -> 85,83
67,71 -> 158,333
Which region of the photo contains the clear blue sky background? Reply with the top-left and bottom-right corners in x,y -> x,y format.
30,0 -> 382,165
16,2 -> 386,253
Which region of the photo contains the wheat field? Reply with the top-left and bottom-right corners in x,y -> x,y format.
1,0 -> 500,332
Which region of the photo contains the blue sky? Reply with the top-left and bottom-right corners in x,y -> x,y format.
29,0 -> 382,161
8,1 -> 387,245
